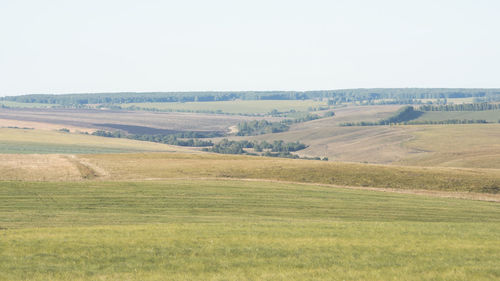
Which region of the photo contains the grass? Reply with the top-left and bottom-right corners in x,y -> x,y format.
399,124 -> 500,169
1,179 -> 499,280
78,152 -> 500,193
415,110 -> 500,122
0,128 -> 188,154
2,151 -> 499,192
0,101 -> 58,109
120,99 -> 328,114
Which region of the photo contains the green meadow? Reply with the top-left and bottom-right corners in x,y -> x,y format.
0,128 -> 183,154
1,180 -> 499,280
415,110 -> 500,123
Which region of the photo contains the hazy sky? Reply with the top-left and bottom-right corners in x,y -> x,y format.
1,0 -> 499,95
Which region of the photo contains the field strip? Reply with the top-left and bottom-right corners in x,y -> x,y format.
0,118 -> 94,132
134,176 -> 500,202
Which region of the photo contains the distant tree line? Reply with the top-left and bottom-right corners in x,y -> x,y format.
419,103 -> 500,111
3,89 -> 500,106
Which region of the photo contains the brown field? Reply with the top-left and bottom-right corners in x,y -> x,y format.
0,118 -> 95,133
397,124 -> 500,169
0,154 -> 82,181
228,106 -> 500,169
227,105 -> 419,163
0,108 -> 275,134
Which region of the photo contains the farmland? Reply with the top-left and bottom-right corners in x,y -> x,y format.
119,99 -> 329,115
1,180 -> 499,280
0,108 -> 267,133
413,110 -> 500,123
0,128 -> 188,154
1,91 -> 500,280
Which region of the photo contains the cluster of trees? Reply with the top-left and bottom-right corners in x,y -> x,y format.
236,114 -> 323,136
419,103 -> 500,111
284,114 -> 322,123
341,106 -> 422,126
89,129 -> 325,160
236,120 -> 289,136
382,106 -> 421,124
205,139 -> 307,157
3,89 -> 499,106
91,130 -> 213,147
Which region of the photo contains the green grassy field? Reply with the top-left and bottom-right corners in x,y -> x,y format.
0,101 -> 59,109
415,110 -> 500,122
120,99 -> 328,114
77,152 -> 500,194
0,128 -> 188,154
1,179 -> 499,280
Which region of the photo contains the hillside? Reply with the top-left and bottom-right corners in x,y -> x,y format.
0,128 -> 190,154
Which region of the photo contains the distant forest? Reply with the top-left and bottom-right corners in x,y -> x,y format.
2,89 -> 500,106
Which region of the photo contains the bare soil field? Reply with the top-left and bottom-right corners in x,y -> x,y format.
0,118 -> 95,133
0,108 -> 273,134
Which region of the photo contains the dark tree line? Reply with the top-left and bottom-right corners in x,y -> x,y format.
3,89 -> 500,106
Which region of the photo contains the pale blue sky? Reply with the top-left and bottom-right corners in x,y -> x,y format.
1,0 -> 499,95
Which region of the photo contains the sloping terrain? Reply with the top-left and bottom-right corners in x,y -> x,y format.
0,108 -> 272,133
397,124 -> 500,168
0,128 -> 189,154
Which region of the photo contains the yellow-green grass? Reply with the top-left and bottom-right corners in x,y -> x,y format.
0,101 -> 58,109
74,153 -> 500,193
120,99 -> 328,114
399,124 -> 500,169
415,110 -> 500,122
1,180 -> 499,280
0,128 -> 189,154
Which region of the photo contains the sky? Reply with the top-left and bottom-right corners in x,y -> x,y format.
1,0 -> 499,96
